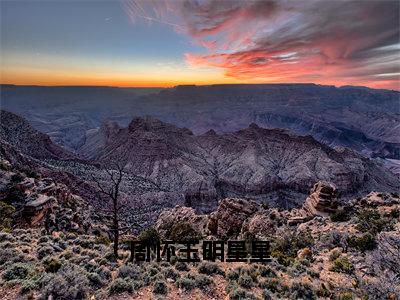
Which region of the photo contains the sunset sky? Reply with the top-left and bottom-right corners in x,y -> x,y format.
1,0 -> 399,90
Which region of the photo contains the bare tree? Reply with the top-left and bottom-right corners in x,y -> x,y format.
90,161 -> 126,258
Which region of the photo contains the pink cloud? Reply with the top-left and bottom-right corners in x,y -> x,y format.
123,0 -> 400,90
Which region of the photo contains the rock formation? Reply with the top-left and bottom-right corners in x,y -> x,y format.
302,181 -> 339,217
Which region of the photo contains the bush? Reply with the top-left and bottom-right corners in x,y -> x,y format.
348,233 -> 376,252
37,245 -> 54,260
0,201 -> 15,232
87,272 -> 104,287
153,280 -> 168,295
259,266 -> 277,278
43,258 -> 62,273
226,269 -> 239,281
329,250 -> 341,261
162,267 -> 180,280
330,209 -> 350,222
271,231 -> 314,266
176,273 -> 213,291
228,287 -> 258,300
0,160 -> 11,171
389,208 -> 399,219
94,236 -> 110,245
2,263 -> 31,281
356,209 -> 392,234
193,274 -> 213,291
175,261 -> 189,271
40,265 -> 89,300
4,187 -> 25,205
168,222 -> 201,241
138,227 -> 160,245
176,276 -> 196,291
109,278 -> 133,294
238,274 -> 253,289
258,278 -> 282,293
117,264 -> 140,280
21,168 -> 40,179
262,289 -> 273,300
330,257 -> 354,274
11,173 -> 24,183
198,262 -> 225,276
337,291 -> 353,300
0,248 -> 25,265
290,282 -> 316,300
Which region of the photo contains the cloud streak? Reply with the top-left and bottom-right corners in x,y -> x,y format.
123,0 -> 400,89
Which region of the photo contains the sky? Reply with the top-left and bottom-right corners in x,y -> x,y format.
1,0 -> 399,89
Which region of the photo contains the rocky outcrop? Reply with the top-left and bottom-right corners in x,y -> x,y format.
302,181 -> 339,217
155,206 -> 209,238
240,209 -> 284,239
207,198 -> 259,238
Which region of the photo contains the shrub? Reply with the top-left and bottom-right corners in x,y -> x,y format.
40,265 -> 89,300
176,276 -> 196,291
330,209 -> 350,222
337,291 -> 353,300
0,160 -> 11,171
290,282 -> 316,300
262,289 -> 273,300
229,287 -> 258,300
162,267 -> 180,280
43,258 -> 62,273
4,187 -> 25,205
0,232 -> 15,242
198,262 -> 225,276
0,201 -> 15,232
2,263 -> 31,281
117,264 -> 140,280
37,245 -> 54,260
330,257 -> 354,274
259,266 -> 277,278
193,274 -> 213,291
87,272 -> 104,287
348,233 -> 376,252
329,250 -> 341,261
94,236 -> 111,245
176,273 -> 213,291
175,261 -> 189,271
153,280 -> 168,295
95,266 -> 112,281
321,230 -> 348,250
21,168 -> 40,179
271,231 -> 314,266
226,269 -> 240,281
0,248 -> 24,265
258,278 -> 282,293
138,227 -> 160,245
11,173 -> 24,183
168,222 -> 201,241
21,278 -> 40,294
109,278 -> 133,294
389,208 -> 399,219
356,209 -> 392,234
238,274 -> 253,289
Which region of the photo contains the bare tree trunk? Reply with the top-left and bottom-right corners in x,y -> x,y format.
113,197 -> 119,258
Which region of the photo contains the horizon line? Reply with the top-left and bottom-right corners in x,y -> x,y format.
1,82 -> 399,92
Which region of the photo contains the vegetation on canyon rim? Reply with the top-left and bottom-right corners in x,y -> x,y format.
0,162 -> 399,300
